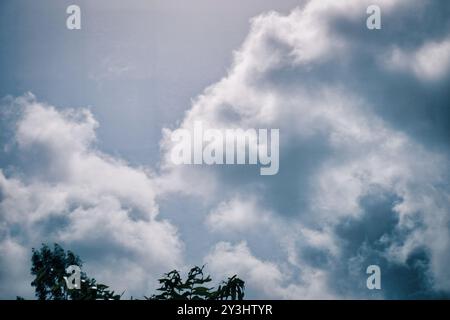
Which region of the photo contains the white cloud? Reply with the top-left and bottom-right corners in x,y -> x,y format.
0,239 -> 31,298
159,0 -> 450,297
205,241 -> 335,299
206,196 -> 271,233
0,94 -> 183,298
384,38 -> 450,81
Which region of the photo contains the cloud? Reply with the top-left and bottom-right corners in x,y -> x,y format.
206,196 -> 271,233
384,38 -> 450,81
0,93 -> 183,298
205,241 -> 335,299
0,238 -> 31,298
160,0 -> 450,298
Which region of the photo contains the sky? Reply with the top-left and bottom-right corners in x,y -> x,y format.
0,0 -> 449,299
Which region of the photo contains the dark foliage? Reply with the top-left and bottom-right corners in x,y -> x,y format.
30,243 -> 121,300
148,265 -> 245,300
29,243 -> 244,300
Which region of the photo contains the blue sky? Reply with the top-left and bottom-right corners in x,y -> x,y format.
1,0 -> 450,299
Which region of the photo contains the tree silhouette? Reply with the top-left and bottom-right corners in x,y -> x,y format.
148,265 -> 245,300
30,243 -> 120,300
29,243 -> 245,300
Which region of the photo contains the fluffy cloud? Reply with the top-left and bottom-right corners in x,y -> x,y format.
384,38 -> 450,81
0,94 -> 183,298
0,239 -> 31,298
205,241 -> 335,299
160,0 -> 450,298
206,196 -> 272,233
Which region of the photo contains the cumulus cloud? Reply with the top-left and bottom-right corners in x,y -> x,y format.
206,196 -> 271,233
205,241 -> 335,299
0,239 -> 31,298
160,0 -> 450,298
0,94 -> 183,298
384,38 -> 450,81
